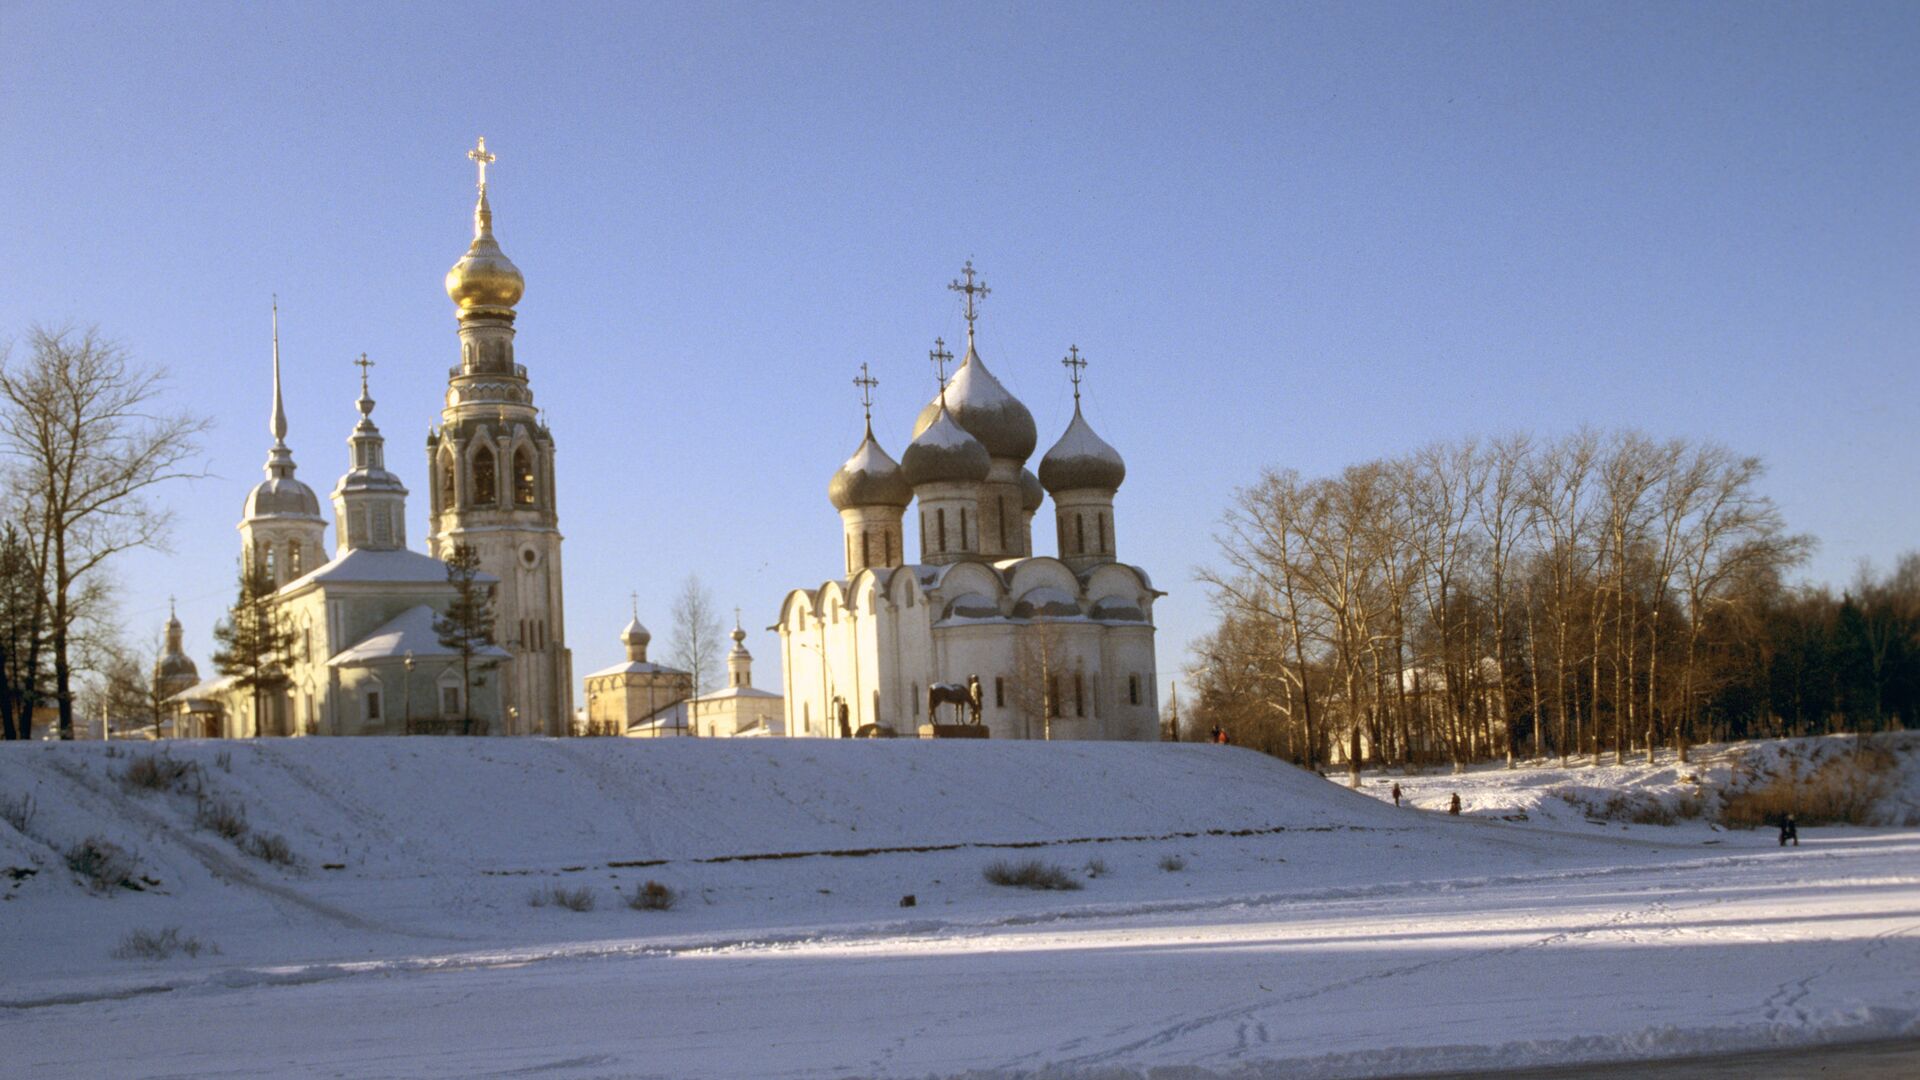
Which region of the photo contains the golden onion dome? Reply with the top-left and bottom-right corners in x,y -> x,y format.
445,189 -> 524,312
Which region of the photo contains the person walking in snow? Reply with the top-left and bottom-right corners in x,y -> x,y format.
1779,813 -> 1799,847
1448,792 -> 1461,816
1391,782 -> 1402,807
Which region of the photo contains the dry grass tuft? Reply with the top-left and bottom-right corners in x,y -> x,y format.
66,836 -> 137,893
112,927 -> 213,960
529,883 -> 596,911
1158,854 -> 1188,872
195,798 -> 249,841
983,859 -> 1082,891
119,754 -> 201,795
627,880 -> 677,911
243,831 -> 298,866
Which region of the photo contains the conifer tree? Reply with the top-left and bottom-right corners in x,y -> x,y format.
0,524 -> 49,740
433,544 -> 498,735
211,562 -> 294,737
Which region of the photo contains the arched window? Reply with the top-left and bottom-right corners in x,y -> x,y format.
513,447 -> 536,506
960,507 -> 970,549
1076,515 -> 1086,555
1097,513 -> 1107,553
862,530 -> 872,566
936,509 -> 948,553
471,445 -> 497,506
263,544 -> 277,581
998,496 -> 1008,549
289,540 -> 303,576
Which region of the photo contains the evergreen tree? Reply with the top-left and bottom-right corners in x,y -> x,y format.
211,562 -> 294,737
0,524 -> 49,740
433,544 -> 498,735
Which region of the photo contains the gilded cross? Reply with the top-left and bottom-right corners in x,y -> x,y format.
354,352 -> 375,394
929,337 -> 954,395
468,136 -> 496,191
947,259 -> 990,333
853,363 -> 879,424
630,591 -> 639,619
1062,344 -> 1087,405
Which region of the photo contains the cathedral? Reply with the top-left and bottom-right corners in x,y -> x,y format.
170,140 -> 571,736
776,266 -> 1161,740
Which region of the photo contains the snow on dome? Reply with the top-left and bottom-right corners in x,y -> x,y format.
828,430 -> 912,510
911,340 -> 1037,462
902,403 -> 991,487
1012,586 -> 1082,620
243,475 -> 323,520
942,592 -> 1001,621
1038,407 -> 1126,494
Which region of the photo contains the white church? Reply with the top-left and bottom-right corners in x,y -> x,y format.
170,140 -> 573,737
776,266 -> 1162,740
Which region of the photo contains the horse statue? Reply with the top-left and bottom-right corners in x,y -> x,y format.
927,676 -> 984,726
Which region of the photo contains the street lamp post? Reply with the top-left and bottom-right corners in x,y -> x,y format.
403,651 -> 414,735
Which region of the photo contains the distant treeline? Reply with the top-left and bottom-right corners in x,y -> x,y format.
1191,430 -> 1916,772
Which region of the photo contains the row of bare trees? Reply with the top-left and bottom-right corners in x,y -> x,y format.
1195,430 -> 1814,779
0,325 -> 204,739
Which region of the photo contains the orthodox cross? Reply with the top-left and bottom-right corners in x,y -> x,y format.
947,260 -> 989,335
630,591 -> 639,620
468,136 -> 496,191
1062,344 -> 1087,406
929,337 -> 954,400
354,352 -> 375,395
853,363 -> 879,426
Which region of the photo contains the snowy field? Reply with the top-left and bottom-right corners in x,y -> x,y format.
2,738 -> 1917,1078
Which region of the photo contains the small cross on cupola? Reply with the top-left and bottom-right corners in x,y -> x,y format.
1062,344 -> 1088,407
468,136 -> 495,192
947,259 -> 990,338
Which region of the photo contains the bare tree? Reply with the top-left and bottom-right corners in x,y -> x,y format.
0,326 -> 206,738
1011,615 -> 1072,739
667,574 -> 724,713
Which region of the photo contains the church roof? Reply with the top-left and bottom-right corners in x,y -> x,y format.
691,684 -> 782,703
328,604 -> 512,667
165,675 -> 235,706
628,700 -> 689,735
282,547 -> 492,592
585,658 -> 688,680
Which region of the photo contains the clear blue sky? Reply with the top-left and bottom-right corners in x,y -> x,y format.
2,2 -> 1915,700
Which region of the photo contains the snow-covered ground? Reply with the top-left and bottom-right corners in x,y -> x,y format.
2,738 -> 1916,1078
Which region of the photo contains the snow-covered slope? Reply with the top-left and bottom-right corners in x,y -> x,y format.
1355,732 -> 1920,831
4,739 -> 1916,1079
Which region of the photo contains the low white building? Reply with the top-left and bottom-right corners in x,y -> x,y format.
689,622 -> 784,737
777,268 -> 1160,740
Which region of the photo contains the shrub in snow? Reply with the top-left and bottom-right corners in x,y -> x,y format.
243,832 -> 299,867
0,791 -> 33,834
66,836 -> 137,893
1158,854 -> 1187,872
982,859 -> 1082,891
627,880 -> 676,911
529,884 -> 596,911
119,754 -> 201,795
112,927 -> 212,961
1084,857 -> 1109,878
195,798 -> 249,841
1722,743 -> 1899,828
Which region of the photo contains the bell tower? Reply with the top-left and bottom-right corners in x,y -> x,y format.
425,137 -> 573,735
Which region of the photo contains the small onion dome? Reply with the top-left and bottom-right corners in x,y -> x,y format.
1019,467 -> 1045,512
1038,406 -> 1127,494
902,403 -> 991,487
621,616 -> 651,647
445,189 -> 525,312
912,338 -> 1037,462
244,475 -> 322,519
828,429 -> 912,510
156,651 -> 199,681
